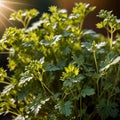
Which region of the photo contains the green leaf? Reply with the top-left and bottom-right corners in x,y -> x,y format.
63,80 -> 72,87
56,60 -> 66,70
62,47 -> 71,55
49,6 -> 57,12
40,35 -> 62,46
14,115 -> 25,120
110,56 -> 120,65
72,55 -> 84,66
52,35 -> 62,45
27,94 -> 50,115
0,68 -> 7,82
40,39 -> 51,46
72,74 -> 85,83
19,76 -> 33,85
114,87 -> 120,94
103,82 -> 112,90
55,101 -> 73,117
2,84 -> 15,95
96,99 -> 119,120
44,63 -> 60,71
100,56 -> 120,72
96,22 -> 104,29
100,52 -> 117,72
81,87 -> 95,98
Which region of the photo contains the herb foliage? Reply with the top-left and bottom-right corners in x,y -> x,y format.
0,2 -> 120,120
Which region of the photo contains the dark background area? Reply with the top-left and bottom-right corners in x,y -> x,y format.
57,0 -> 120,34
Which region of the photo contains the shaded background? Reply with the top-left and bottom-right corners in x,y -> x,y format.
57,0 -> 120,34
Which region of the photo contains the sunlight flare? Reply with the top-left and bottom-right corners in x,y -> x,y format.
0,0 -> 3,6
0,0 -> 30,31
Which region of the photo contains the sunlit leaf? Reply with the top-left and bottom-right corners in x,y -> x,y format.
81,87 -> 95,98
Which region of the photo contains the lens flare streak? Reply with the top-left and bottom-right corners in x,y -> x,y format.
0,0 -> 30,29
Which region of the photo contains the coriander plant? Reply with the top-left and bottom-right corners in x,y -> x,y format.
0,2 -> 120,120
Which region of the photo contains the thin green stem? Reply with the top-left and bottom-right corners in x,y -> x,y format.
109,26 -> 115,49
20,19 -> 26,29
0,81 -> 10,85
63,94 -> 67,100
79,19 -> 84,32
8,110 -> 19,116
96,78 -> 100,98
35,71 -> 54,96
93,51 -> 100,98
110,31 -> 113,49
93,51 -> 98,73
108,64 -> 120,101
0,52 -> 9,54
80,96 -> 82,120
41,81 -> 54,96
26,18 -> 31,29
